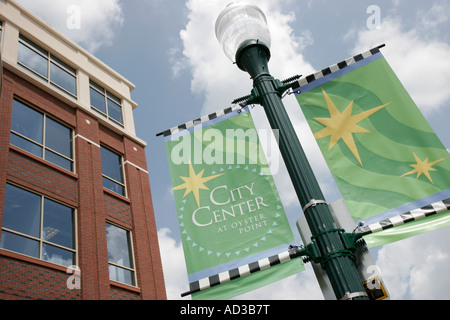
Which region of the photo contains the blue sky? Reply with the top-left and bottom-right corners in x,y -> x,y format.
15,0 -> 450,300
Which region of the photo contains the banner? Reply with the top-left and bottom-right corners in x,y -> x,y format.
164,106 -> 304,299
293,47 -> 450,247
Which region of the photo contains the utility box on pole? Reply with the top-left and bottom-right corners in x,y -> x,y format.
297,200 -> 390,300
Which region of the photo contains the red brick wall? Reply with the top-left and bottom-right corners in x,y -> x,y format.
125,159 -> 167,300
104,192 -> 132,227
0,69 -> 166,300
0,255 -> 80,300
110,285 -> 140,300
0,256 -> 81,300
7,147 -> 78,206
75,110 -> 111,300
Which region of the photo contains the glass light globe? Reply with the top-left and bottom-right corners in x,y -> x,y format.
215,2 -> 271,62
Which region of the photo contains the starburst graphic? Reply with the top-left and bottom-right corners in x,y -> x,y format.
401,153 -> 446,184
172,163 -> 223,207
314,88 -> 391,166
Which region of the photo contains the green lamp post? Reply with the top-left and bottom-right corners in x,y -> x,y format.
215,2 -> 369,300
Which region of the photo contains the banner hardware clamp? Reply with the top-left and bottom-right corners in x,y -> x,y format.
302,199 -> 328,212
232,74 -> 302,106
340,291 -> 369,300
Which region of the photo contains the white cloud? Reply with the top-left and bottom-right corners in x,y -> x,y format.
157,228 -> 191,300
350,17 -> 450,115
420,3 -> 449,28
375,227 -> 450,299
15,0 -> 124,53
176,0 -> 316,114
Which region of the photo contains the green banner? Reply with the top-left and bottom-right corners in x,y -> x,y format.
164,108 -> 303,299
363,209 -> 450,248
294,49 -> 450,246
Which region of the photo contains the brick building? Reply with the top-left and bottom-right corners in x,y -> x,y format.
0,0 -> 166,300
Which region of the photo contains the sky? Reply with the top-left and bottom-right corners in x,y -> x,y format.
13,0 -> 450,300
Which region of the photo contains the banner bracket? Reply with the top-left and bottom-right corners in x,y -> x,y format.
232,74 -> 302,106
302,199 -> 327,212
340,291 -> 369,300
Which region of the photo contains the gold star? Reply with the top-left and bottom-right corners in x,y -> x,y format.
401,153 -> 445,184
173,163 -> 223,207
314,88 -> 391,166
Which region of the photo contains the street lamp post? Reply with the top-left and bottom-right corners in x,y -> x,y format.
215,2 -> 369,300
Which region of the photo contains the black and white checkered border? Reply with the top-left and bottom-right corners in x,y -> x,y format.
181,248 -> 299,297
157,105 -> 243,137
357,198 -> 450,236
291,44 -> 385,92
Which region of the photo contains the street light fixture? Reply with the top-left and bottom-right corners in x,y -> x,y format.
215,2 -> 271,72
216,2 -> 369,300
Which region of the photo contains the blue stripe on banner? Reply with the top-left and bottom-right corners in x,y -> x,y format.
294,52 -> 383,95
363,188 -> 450,226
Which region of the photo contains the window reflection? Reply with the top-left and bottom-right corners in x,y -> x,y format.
18,41 -> 48,79
0,231 -> 40,258
9,133 -> 43,158
109,265 -> 134,286
106,223 -> 135,286
17,35 -> 77,98
108,99 -> 123,124
101,146 -> 125,196
101,146 -> 123,182
50,62 -> 77,95
43,198 -> 74,249
0,184 -> 76,267
42,243 -> 74,266
89,80 -> 123,126
2,184 -> 41,238
11,99 -> 44,144
10,99 -> 74,171
45,117 -> 72,159
90,86 -> 107,113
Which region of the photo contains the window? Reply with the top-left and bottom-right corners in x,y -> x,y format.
17,35 -> 77,98
106,223 -> 135,286
0,21 -> 3,40
90,80 -> 123,126
0,184 -> 76,267
101,146 -> 126,197
10,99 -> 74,171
